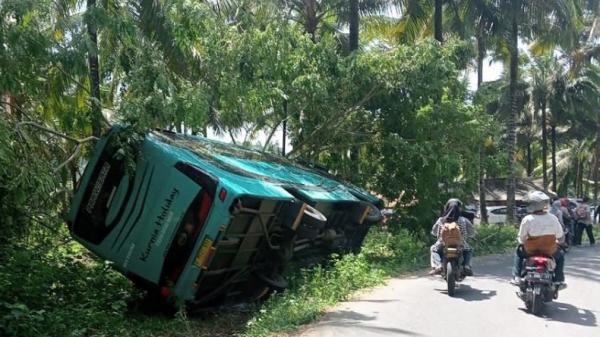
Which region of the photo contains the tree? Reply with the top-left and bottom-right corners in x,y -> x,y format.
529,55 -> 557,190
86,0 -> 102,137
350,0 -> 360,50
495,0 -> 577,223
457,0 -> 501,224
342,0 -> 390,51
549,62 -> 600,195
434,0 -> 443,42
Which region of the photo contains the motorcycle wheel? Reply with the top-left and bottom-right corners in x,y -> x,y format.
530,285 -> 543,316
446,261 -> 456,296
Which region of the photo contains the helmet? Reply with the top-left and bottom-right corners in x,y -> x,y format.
445,198 -> 463,208
526,191 -> 550,213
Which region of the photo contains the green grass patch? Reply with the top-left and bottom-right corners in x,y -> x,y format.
0,241 -> 246,337
471,224 -> 518,255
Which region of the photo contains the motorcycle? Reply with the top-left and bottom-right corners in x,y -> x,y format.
517,254 -> 561,315
441,246 -> 467,296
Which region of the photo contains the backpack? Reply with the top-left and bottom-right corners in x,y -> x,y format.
576,205 -> 589,219
440,222 -> 462,247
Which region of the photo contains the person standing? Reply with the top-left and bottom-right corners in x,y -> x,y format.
549,200 -> 564,227
560,198 -> 576,246
574,197 -> 595,245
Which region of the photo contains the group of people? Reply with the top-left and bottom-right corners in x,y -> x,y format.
428,192 -> 597,287
549,197 -> 596,247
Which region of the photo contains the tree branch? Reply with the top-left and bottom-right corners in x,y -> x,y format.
287,85 -> 380,157
228,128 -> 237,145
54,144 -> 82,173
16,122 -> 99,144
262,120 -> 282,152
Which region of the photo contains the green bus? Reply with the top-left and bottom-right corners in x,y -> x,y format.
66,127 -> 382,308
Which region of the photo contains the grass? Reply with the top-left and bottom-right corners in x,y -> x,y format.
0,224 -> 518,337
0,240 -> 247,337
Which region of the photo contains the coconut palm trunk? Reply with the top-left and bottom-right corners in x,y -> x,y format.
506,16 -> 519,224
349,0 -> 359,51
434,0 -> 443,43
86,0 -> 102,137
552,122 -> 558,192
476,30 -> 488,223
542,99 -> 548,189
595,132 -> 600,203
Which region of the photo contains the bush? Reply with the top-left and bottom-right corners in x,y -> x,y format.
0,239 -> 245,337
471,224 -> 518,256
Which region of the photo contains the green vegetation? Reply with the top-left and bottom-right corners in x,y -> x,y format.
2,0 -> 600,336
1,220 -> 519,337
0,234 -> 248,337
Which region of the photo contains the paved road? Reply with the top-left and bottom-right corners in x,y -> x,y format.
298,245 -> 600,337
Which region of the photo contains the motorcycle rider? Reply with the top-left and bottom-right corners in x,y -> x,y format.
429,199 -> 475,275
511,191 -> 566,287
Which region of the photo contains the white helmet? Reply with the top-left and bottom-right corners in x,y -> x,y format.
526,191 -> 550,213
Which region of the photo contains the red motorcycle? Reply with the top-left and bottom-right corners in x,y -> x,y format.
517,255 -> 562,315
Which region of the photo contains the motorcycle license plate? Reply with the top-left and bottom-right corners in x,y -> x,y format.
529,272 -> 549,280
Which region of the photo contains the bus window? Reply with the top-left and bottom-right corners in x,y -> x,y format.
72,140 -> 131,244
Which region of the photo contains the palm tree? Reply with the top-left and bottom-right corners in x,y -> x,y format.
551,62 -> 600,197
132,0 -> 193,77
456,0 -> 500,224
343,0 -> 390,51
279,0 -> 333,42
495,0 -> 577,223
350,0 -> 360,49
389,1 -> 440,43
86,0 -> 102,137
529,55 -> 557,190
434,0 -> 443,42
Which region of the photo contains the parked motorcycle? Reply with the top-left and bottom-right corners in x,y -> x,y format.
441,246 -> 467,296
517,255 -> 561,315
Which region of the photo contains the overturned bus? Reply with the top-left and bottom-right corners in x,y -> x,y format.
66,127 -> 382,309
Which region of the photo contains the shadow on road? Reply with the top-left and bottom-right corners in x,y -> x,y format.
565,251 -> 600,283
433,284 -> 497,301
319,310 -> 424,336
517,301 -> 598,327
323,310 -> 376,322
454,284 -> 497,301
346,299 -> 403,304
543,302 -> 598,327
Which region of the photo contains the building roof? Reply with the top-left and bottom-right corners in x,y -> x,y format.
473,178 -> 557,203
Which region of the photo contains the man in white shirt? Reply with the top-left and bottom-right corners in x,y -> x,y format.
511,191 -> 566,285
